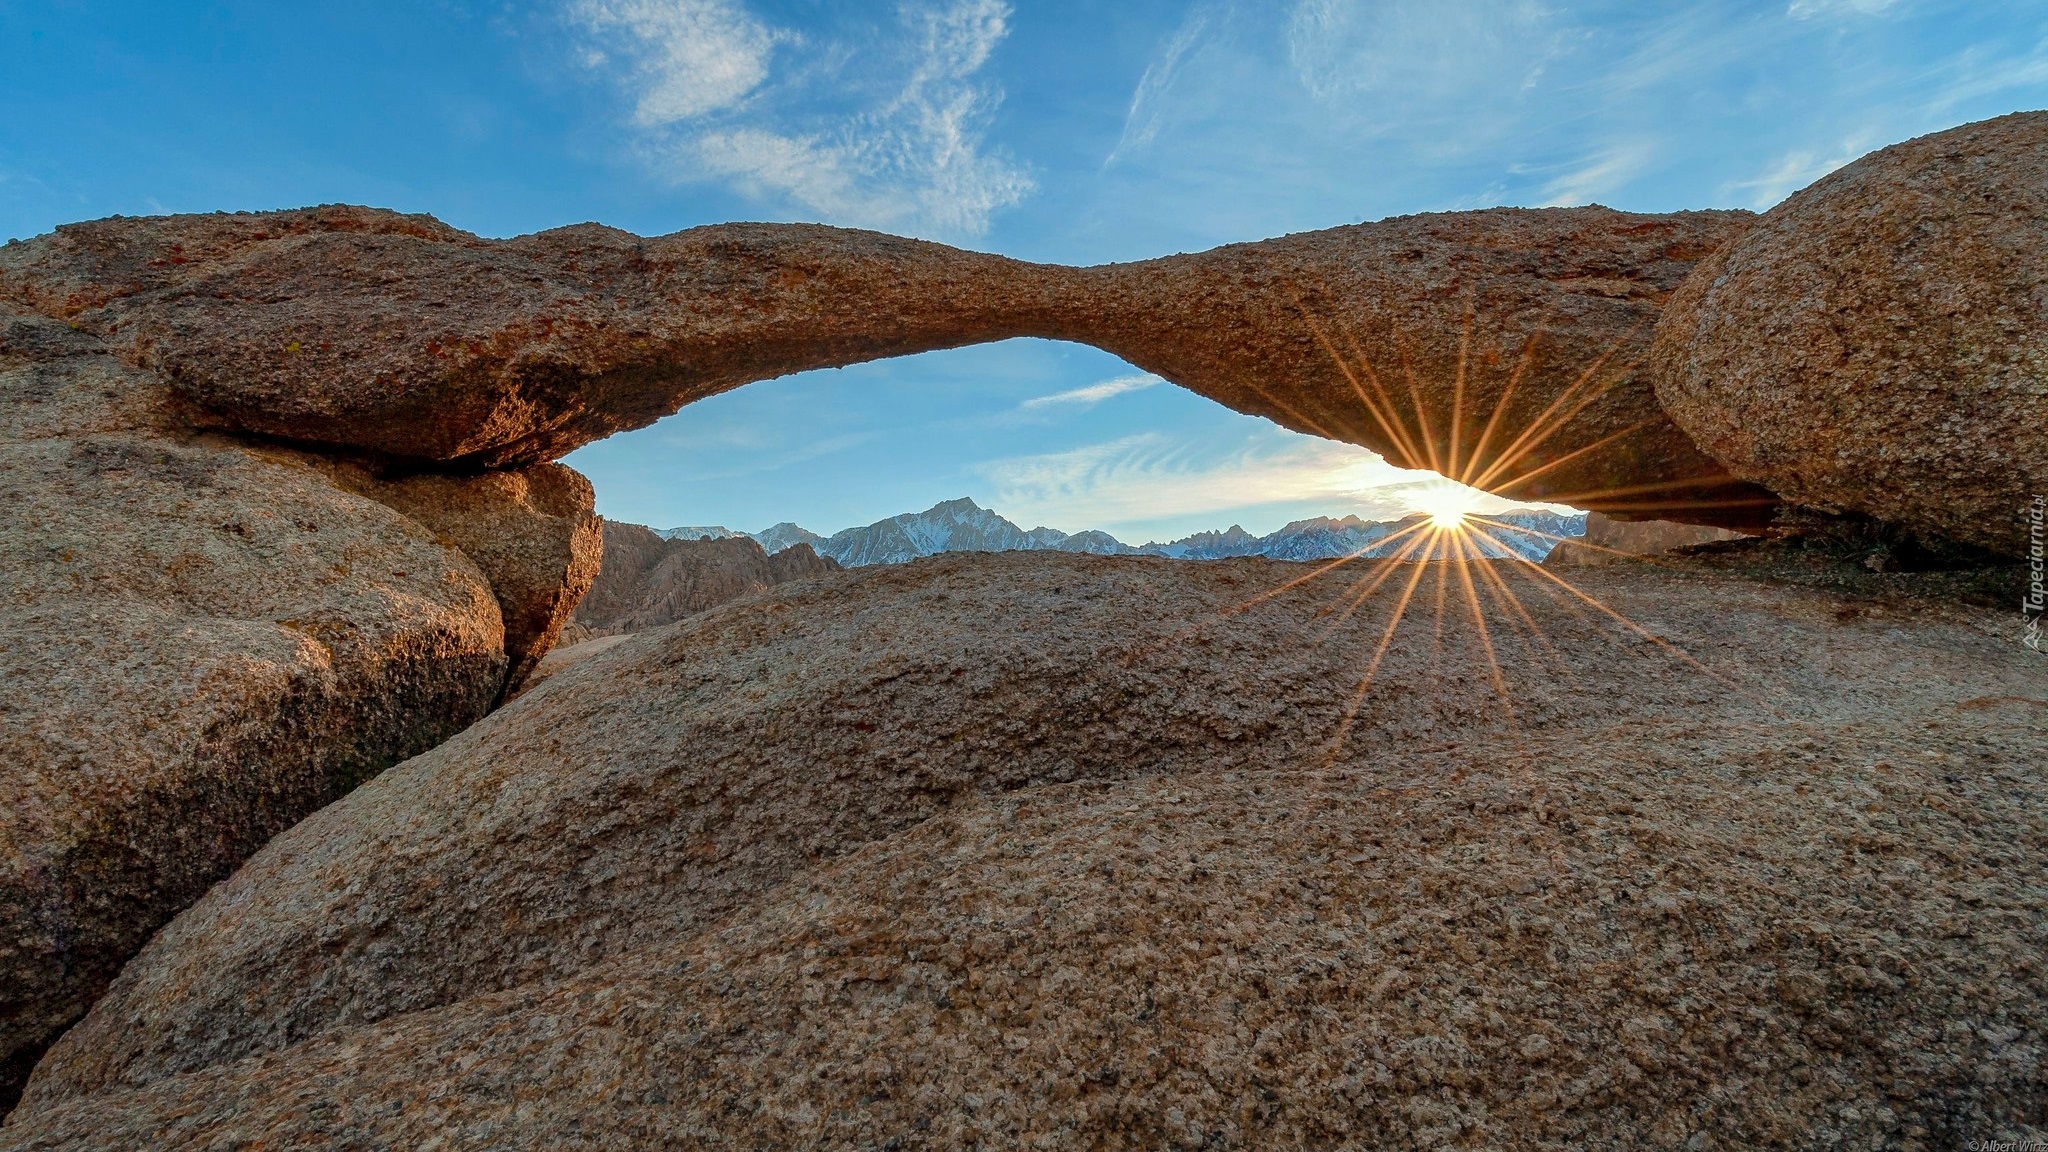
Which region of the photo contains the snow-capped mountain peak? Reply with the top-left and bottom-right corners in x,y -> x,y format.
659,498 -> 1585,568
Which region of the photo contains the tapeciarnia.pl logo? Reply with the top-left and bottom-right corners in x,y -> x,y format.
2026,493 -> 2044,651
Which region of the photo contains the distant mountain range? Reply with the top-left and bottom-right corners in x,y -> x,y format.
659,497 -> 1586,567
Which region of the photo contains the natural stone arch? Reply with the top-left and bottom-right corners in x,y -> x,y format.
1,203 -> 1775,529
0,201 -> 1773,1107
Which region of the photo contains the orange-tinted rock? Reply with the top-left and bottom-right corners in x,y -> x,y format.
1652,112 -> 2048,556
0,399 -> 508,1114
1071,208 -> 1774,526
0,211 -> 1069,468
359,464 -> 602,693
2,205 -> 1771,528
1543,510 -> 1747,567
573,521 -> 841,636
0,299 -> 593,1112
10,551 -> 2043,1146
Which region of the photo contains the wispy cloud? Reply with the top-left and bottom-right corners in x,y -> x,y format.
572,0 -> 781,124
1286,0 -> 1561,143
1534,139 -> 1657,207
1923,37 -> 2048,111
1017,373 -> 1162,410
1082,0 -> 2048,249
657,428 -> 879,482
1106,7 -> 1212,166
572,0 -> 1031,240
1788,0 -> 1905,19
1723,134 -> 1877,207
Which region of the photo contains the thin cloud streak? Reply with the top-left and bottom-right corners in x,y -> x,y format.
1106,7 -> 1211,166
1287,0 -> 1556,107
1079,0 -> 2047,253
1017,373 -> 1163,410
656,429 -> 880,483
1788,0 -> 1905,18
1723,134 -> 1877,207
1923,38 -> 2048,111
572,0 -> 779,124
1535,139 -> 1657,207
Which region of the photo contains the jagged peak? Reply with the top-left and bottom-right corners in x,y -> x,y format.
647,499 -> 1582,568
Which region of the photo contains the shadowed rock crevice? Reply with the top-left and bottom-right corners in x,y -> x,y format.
353,464 -> 603,695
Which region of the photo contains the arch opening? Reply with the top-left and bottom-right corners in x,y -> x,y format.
562,337 -> 1588,564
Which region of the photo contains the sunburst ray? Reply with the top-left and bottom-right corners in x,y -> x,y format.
1292,298 -> 1432,471
1321,527 -> 1443,764
1445,526 -> 1522,741
1311,523 -> 1440,644
1467,331 -> 1642,494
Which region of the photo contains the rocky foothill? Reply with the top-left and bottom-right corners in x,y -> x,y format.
0,114 -> 2042,1147
1543,512 -> 1750,567
571,520 -> 842,638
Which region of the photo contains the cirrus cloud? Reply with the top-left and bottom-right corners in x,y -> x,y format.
572,0 -> 780,125
1017,373 -> 1163,411
571,0 -> 1031,241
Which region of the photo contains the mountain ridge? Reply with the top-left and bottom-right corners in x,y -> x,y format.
659,497 -> 1586,566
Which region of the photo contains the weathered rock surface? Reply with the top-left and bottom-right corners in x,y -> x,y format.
0,294 -> 595,1108
1652,112 -> 2048,556
1543,510 -> 1747,567
0,300 -> 508,1110
574,520 -> 840,637
0,204 -> 1770,527
12,549 -> 2043,1146
515,633 -> 633,695
1074,209 -> 1773,526
0,208 -> 1069,468
358,464 -> 601,692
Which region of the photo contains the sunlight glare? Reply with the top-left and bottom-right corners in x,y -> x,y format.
1408,483 -> 1478,532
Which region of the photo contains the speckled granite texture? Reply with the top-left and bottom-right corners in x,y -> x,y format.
11,549 -> 2041,1149
0,202 -> 1768,526
1653,111 -> 2048,555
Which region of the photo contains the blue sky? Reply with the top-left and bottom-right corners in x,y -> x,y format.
5,1 -> 2045,541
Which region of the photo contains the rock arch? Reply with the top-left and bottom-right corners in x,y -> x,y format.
3,202 -> 1775,528
0,200 -> 1770,1110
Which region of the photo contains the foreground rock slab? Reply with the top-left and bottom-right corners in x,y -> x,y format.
0,204 -> 1769,527
1653,111 -> 2048,555
12,549 -> 2043,1147
0,299 -> 595,1107
0,451 -> 503,1109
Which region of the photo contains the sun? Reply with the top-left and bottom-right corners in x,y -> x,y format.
1409,484 -> 1479,532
